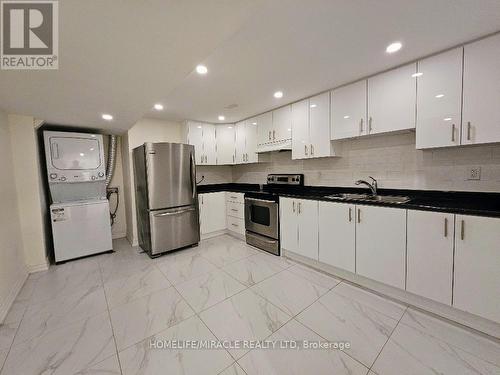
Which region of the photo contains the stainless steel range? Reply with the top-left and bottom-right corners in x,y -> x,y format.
244,174 -> 303,255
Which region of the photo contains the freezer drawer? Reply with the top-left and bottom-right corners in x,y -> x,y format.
149,205 -> 200,256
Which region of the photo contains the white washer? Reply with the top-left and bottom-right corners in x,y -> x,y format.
50,199 -> 113,262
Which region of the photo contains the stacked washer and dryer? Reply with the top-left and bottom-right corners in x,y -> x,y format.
44,131 -> 113,263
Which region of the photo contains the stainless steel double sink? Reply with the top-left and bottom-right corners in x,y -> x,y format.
325,193 -> 411,204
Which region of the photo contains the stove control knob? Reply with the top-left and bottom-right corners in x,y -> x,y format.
50,173 -> 57,179
60,176 -> 66,181
91,176 -> 96,180
98,172 -> 104,177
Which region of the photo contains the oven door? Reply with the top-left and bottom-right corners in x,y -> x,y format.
244,198 -> 278,239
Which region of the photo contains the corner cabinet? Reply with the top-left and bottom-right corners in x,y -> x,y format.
453,215 -> 500,323
184,121 -> 217,165
355,205 -> 407,289
280,197 -> 318,260
215,125 -> 235,165
292,92 -> 338,159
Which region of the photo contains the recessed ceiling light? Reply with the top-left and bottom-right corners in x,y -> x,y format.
310,104 -> 317,108
102,114 -> 113,121
196,65 -> 208,75
218,115 -> 225,121
443,117 -> 452,121
343,115 -> 350,119
80,153 -> 85,157
252,122 -> 257,125
287,128 -> 291,132
273,91 -> 283,99
197,125 -> 202,129
412,72 -> 423,78
435,94 -> 445,98
228,126 -> 233,129
153,103 -> 164,111
386,42 -> 402,53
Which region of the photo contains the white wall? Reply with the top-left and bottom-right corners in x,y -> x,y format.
233,133 -> 500,192
0,111 -> 28,322
123,118 -> 183,245
8,115 -> 48,272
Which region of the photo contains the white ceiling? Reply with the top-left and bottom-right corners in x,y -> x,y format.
1,0 -> 500,133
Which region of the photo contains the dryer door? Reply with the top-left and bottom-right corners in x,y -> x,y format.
49,136 -> 102,170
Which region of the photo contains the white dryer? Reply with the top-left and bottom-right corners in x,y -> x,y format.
50,199 -> 113,262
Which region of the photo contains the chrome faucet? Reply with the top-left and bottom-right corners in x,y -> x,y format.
355,176 -> 378,196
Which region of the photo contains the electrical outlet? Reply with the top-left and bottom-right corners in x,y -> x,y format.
466,166 -> 481,181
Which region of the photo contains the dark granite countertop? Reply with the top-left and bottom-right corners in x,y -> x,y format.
197,183 -> 500,218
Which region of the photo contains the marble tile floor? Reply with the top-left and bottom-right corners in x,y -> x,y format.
1,234 -> 499,374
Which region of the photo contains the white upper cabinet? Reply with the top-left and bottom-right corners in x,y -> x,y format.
367,63 -> 417,135
416,48 -> 463,149
255,112 -> 273,146
202,124 -> 217,165
234,121 -> 246,164
406,210 -> 454,305
292,92 -> 337,159
453,215 -> 500,324
331,80 -> 367,140
185,121 -> 217,165
462,33 -> 500,145
291,99 -> 309,159
216,125 -> 235,165
272,105 -> 293,143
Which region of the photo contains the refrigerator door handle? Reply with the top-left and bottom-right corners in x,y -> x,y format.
190,152 -> 196,199
154,207 -> 196,217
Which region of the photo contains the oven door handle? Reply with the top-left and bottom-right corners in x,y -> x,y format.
245,197 -> 276,204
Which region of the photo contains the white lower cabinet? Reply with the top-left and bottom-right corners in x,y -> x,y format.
280,198 -> 318,260
318,202 -> 355,273
199,192 -> 226,235
406,210 -> 454,305
226,192 -> 245,236
356,205 -> 407,289
453,215 -> 500,323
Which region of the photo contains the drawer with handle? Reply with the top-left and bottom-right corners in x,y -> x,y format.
226,192 -> 244,204
227,216 -> 245,235
226,201 -> 244,219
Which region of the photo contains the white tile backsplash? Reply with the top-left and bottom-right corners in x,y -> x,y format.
231,133 -> 500,192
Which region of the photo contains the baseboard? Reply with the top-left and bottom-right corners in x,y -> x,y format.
28,261 -> 49,273
226,230 -> 245,241
283,249 -> 500,340
201,229 -> 227,240
112,232 -> 126,240
0,269 -> 28,323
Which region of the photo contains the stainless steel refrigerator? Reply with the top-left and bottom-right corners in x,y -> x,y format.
133,142 -> 199,257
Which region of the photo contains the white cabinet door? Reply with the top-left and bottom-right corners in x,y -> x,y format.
367,63 -> 416,135
356,205 -> 406,289
296,199 -> 319,260
256,112 -> 273,146
291,99 -> 309,160
319,202 -> 355,272
406,210 -> 454,305
280,197 -> 298,253
309,92 -> 332,158
199,192 -> 226,235
462,33 -> 500,146
245,120 -> 259,163
416,48 -> 463,149
235,121 -> 246,164
453,215 -> 500,323
202,124 -> 217,165
331,81 -> 367,140
187,121 -> 204,164
216,125 -> 235,165
272,105 -> 292,143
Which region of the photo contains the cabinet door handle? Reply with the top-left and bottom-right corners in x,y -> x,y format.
348,207 -> 352,222
451,124 -> 455,142
231,223 -> 238,227
357,208 -> 361,223
231,208 -> 238,212
268,131 -> 272,140
369,117 -> 373,133
304,145 -> 308,156
310,144 -> 314,155
233,155 -> 235,163
467,122 -> 471,141
444,217 -> 448,237
359,118 -> 364,133
273,130 -> 276,140
298,202 -> 301,214
461,220 -> 465,240
292,201 -> 295,213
